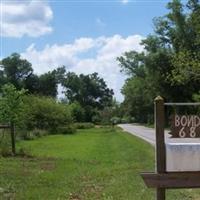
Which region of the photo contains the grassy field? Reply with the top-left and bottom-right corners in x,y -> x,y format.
0,127 -> 200,200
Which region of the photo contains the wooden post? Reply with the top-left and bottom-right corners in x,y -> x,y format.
155,96 -> 166,200
10,122 -> 16,155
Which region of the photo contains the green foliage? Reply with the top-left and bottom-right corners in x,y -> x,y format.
22,95 -> 73,133
23,67 -> 66,98
69,102 -> 85,122
1,54 -> 114,124
62,72 -> 114,122
20,129 -> 48,140
56,125 -> 76,134
92,100 -> 122,125
74,122 -> 94,129
1,53 -> 33,90
118,0 -> 200,123
0,53 -> 66,98
110,117 -> 121,124
0,84 -> 26,125
121,116 -> 135,124
170,51 -> 200,84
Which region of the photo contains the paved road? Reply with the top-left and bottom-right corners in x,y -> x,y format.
118,124 -> 159,145
118,124 -> 200,146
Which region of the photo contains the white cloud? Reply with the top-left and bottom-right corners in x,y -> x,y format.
21,34 -> 144,101
1,0 -> 53,38
121,0 -> 130,4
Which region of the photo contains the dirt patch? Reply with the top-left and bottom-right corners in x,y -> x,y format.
40,161 -> 56,171
69,193 -> 82,200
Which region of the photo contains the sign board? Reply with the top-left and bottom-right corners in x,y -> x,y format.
170,115 -> 200,138
141,97 -> 200,200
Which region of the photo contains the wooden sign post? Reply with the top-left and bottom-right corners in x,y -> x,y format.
155,96 -> 166,200
141,96 -> 200,200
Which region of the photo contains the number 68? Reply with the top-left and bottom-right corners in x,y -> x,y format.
179,127 -> 196,138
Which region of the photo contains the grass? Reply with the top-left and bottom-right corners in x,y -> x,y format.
0,127 -> 200,200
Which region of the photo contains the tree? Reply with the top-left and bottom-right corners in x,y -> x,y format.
62,72 -> 114,121
1,53 -> 33,90
118,0 -> 200,123
35,66 -> 66,97
0,84 -> 26,154
69,102 -> 85,122
19,67 -> 66,98
1,54 -> 66,98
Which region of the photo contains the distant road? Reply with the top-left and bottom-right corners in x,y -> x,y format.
118,124 -> 170,146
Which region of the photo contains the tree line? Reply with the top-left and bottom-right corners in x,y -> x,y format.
0,53 -> 116,155
0,53 -> 114,123
117,0 -> 200,124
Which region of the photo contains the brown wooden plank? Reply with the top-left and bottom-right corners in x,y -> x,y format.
141,172 -> 200,189
154,96 -> 166,199
155,96 -> 166,173
10,122 -> 16,155
0,125 -> 10,129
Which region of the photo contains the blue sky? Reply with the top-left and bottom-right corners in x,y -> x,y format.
1,0 -> 171,101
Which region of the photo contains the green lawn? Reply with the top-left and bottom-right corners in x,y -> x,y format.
0,127 -> 200,200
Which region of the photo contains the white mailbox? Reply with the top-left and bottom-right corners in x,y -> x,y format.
166,139 -> 200,172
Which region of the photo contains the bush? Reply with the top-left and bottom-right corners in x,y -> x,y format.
91,115 -> 101,124
69,102 -> 85,122
121,116 -> 135,124
22,95 -> 73,133
23,131 -> 36,140
19,129 -> 48,140
74,122 -> 94,129
110,117 -> 121,125
56,125 -> 76,134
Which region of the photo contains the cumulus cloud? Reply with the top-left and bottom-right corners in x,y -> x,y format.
1,0 -> 53,38
21,34 -> 144,101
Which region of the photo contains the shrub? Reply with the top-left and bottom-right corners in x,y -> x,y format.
32,129 -> 48,137
22,95 -> 73,133
121,116 -> 135,124
91,115 -> 101,124
69,102 -> 85,122
23,131 -> 36,140
74,122 -> 94,129
19,129 -> 48,140
110,117 -> 121,125
56,125 -> 76,134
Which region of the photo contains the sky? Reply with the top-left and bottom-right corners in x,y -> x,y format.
0,0 -> 171,101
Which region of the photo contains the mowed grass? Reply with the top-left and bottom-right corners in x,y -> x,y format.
0,127 -> 200,200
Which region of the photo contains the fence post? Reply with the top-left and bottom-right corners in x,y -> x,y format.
155,96 -> 166,200
10,122 -> 16,155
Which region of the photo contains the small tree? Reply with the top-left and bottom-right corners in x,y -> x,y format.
0,84 -> 26,155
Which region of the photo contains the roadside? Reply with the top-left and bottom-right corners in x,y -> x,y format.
118,124 -> 171,146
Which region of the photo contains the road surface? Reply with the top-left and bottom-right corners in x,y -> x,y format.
118,124 -> 200,146
118,124 -> 160,145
